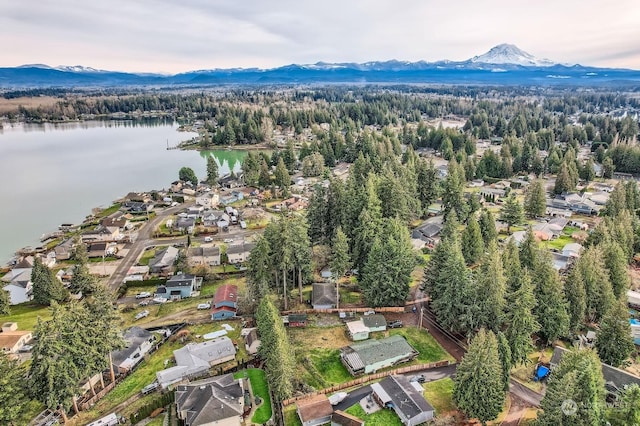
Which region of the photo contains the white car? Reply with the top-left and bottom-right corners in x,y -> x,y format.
223,238 -> 234,243
135,292 -> 151,299
170,201 -> 179,207
197,302 -> 211,310
204,236 -> 213,242
135,310 -> 149,320
152,297 -> 168,304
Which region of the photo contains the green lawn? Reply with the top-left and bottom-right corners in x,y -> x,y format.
544,235 -> 574,251
235,369 -> 272,424
138,247 -> 161,266
345,402 -> 403,426
423,378 -> 455,414
308,349 -> 352,386
98,203 -> 122,217
388,327 -> 456,363
0,303 -> 51,330
283,404 -> 303,426
338,287 -> 361,304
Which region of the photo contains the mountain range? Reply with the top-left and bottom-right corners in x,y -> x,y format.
2,44 -> 640,88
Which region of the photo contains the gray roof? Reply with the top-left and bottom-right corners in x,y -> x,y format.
149,246 -> 179,269
343,335 -> 417,367
110,327 -> 154,367
413,222 -> 443,239
166,273 -> 196,287
188,246 -> 221,258
372,375 -> 434,420
227,243 -> 256,255
312,282 -> 337,306
362,314 -> 386,329
175,374 -> 243,426
550,346 -> 640,393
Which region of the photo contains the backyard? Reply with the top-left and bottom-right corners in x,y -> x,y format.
0,302 -> 52,330
345,402 -> 403,426
234,368 -> 272,424
423,378 -> 455,414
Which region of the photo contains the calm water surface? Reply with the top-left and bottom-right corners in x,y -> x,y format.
0,120 -> 246,262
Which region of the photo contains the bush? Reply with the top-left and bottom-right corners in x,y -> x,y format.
130,391 -> 175,424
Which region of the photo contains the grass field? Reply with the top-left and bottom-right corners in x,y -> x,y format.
235,369 -> 272,424
543,234 -> 574,251
423,378 -> 455,414
138,247 -> 162,266
345,402 -> 403,426
0,303 -> 51,330
305,349 -> 352,388
387,327 -> 456,363
283,404 -> 302,426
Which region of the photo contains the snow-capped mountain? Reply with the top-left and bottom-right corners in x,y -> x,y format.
470,44 -> 555,67
55,65 -> 106,73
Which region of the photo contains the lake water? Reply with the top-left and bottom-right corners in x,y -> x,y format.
0,120 -> 246,262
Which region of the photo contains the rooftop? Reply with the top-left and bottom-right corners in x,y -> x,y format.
297,394 -> 333,423
372,374 -> 434,421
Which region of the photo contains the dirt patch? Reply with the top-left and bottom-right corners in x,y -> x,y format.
288,325 -> 350,350
501,395 -> 528,426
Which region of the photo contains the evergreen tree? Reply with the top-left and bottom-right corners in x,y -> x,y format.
246,236 -> 273,304
0,351 -> 29,425
352,177 -> 383,272
564,265 -> 586,333
453,329 -> 506,425
554,162 -> 573,194
206,155 -> 218,185
502,239 -> 522,293
475,241 -> 506,332
532,252 -> 569,345
582,158 -> 596,182
69,247 -> 99,295
524,180 -> 546,218
575,246 -> 615,323
461,216 -> 484,265
607,384 -> 640,426
518,227 -> 538,271
602,156 -> 614,179
603,183 -> 627,217
497,332 -> 512,392
499,194 -> 523,234
505,271 -> 539,365
603,241 -> 630,299
330,227 -> 351,280
442,158 -> 468,221
290,215 -> 312,303
242,151 -> 260,187
360,219 -> 415,307
31,257 -> 67,306
274,157 -> 290,194
596,301 -> 635,367
537,349 -> 605,426
306,185 -> 327,244
478,209 -> 498,246
258,159 -> 271,187
416,159 -> 440,217
0,289 -> 9,315
178,166 -> 198,186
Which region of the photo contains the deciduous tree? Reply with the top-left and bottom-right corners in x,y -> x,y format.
178,166 -> 198,186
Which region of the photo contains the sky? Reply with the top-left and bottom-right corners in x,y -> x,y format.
1,0 -> 640,73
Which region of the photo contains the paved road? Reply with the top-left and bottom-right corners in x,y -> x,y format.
332,364 -> 458,412
509,380 -> 542,408
106,204 -> 190,291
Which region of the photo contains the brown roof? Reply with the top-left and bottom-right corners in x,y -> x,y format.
0,331 -> 31,350
296,394 -> 333,423
214,284 -> 238,304
332,410 -> 364,426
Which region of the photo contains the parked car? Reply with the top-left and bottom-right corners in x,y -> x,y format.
170,201 -> 179,207
135,310 -> 149,320
141,382 -> 159,395
19,345 -> 33,353
387,320 -> 403,328
410,374 -> 426,384
152,297 -> 168,304
135,292 -> 151,299
223,238 -> 234,243
204,236 -> 213,242
138,300 -> 149,306
197,302 -> 211,310
363,310 -> 375,316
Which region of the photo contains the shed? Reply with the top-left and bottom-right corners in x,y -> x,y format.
346,320 -> 370,341
287,314 -> 308,327
362,314 -> 386,332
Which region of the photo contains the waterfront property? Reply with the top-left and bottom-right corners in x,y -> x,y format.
340,335 -> 418,375
0,322 -> 32,355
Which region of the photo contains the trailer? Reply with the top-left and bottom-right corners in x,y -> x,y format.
86,413 -> 118,426
628,290 -> 640,309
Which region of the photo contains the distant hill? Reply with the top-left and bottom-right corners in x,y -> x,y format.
2,44 -> 640,88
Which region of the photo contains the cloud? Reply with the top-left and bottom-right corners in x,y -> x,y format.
1,0 -> 639,72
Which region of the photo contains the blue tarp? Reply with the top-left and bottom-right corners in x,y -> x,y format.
534,365 -> 550,381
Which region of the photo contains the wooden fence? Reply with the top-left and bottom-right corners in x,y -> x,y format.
281,306 -> 407,315
281,360 -> 452,407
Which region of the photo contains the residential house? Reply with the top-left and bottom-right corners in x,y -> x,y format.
468,179 -> 485,188
630,319 -> 640,346
124,192 -> 151,203
175,374 -> 244,426
87,242 -> 108,258
227,243 -> 256,264
156,337 -> 237,389
506,230 -> 527,247
479,187 -> 507,200
320,266 -> 333,280
362,314 -> 387,332
171,181 -> 184,193
176,217 -> 196,233
411,220 -> 443,246
182,188 -> 196,197
550,346 -> 640,397
54,239 -> 74,261
340,335 -> 418,375
187,246 -> 221,267
217,213 -> 230,229
211,284 -> 238,320
123,265 -> 150,283
371,375 -> 435,426
110,327 -> 156,374
551,252 -> 573,271
346,320 -> 370,341
0,323 -> 32,354
244,329 -> 261,355
149,246 -> 180,274
155,274 -> 202,300
195,192 -> 219,208
312,282 -> 337,310
123,201 -> 151,214
296,394 -> 334,426
187,206 -> 205,219
331,411 -> 364,426
220,174 -> 244,189
2,270 -> 33,305
549,193 -> 600,215
81,226 -> 120,243
202,211 -> 219,227
100,214 -> 131,231
588,191 -> 610,206
562,243 -> 584,258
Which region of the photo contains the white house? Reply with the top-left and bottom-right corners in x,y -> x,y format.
110,327 -> 156,374
226,242 -> 256,264
2,269 -> 33,305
